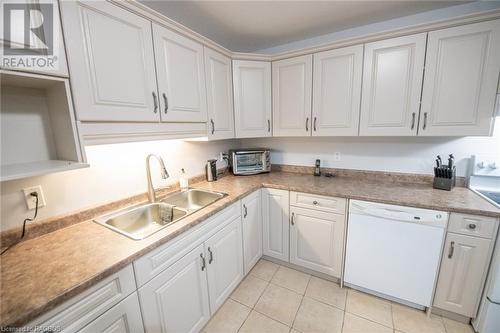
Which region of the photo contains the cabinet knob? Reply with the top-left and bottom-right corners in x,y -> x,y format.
468,223 -> 477,230
313,200 -> 319,205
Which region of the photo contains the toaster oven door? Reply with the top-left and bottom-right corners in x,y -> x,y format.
233,152 -> 266,174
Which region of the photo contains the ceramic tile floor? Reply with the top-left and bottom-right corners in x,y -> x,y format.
203,259 -> 475,333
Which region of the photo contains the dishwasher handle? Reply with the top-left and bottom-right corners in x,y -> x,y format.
350,201 -> 447,226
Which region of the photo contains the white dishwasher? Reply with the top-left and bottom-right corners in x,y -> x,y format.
344,200 -> 448,308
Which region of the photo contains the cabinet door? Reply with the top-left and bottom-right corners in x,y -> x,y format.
419,20 -> 500,136
1,0 -> 69,77
204,47 -> 234,140
290,207 -> 345,277
79,293 -> 144,333
312,45 -> 363,136
359,34 -> 426,136
139,244 -> 210,333
60,1 -> 159,122
206,218 -> 244,313
241,190 -> 263,274
262,188 -> 290,261
153,23 -> 207,122
272,55 -> 312,136
233,60 -> 272,138
433,233 -> 492,317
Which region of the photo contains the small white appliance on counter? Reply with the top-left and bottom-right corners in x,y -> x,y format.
345,200 -> 448,308
473,230 -> 500,333
228,148 -> 271,175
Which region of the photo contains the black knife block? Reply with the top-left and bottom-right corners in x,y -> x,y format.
433,167 -> 456,191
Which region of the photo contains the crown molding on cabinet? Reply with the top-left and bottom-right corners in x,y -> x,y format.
110,0 -> 233,58
269,8 -> 500,61
115,0 -> 500,63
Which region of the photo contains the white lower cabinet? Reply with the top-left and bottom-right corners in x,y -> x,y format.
262,188 -> 290,261
139,243 -> 211,333
26,265 -> 137,333
205,218 -> 244,313
79,293 -> 144,333
289,206 -> 345,277
241,190 -> 263,274
139,217 -> 244,332
433,233 -> 493,317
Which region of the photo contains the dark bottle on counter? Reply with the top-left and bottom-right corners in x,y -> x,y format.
314,159 -> 321,176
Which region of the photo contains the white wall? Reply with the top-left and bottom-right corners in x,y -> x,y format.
242,119 -> 500,178
0,139 -> 237,231
258,1 -> 500,54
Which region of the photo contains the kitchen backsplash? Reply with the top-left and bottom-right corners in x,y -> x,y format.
1,124 -> 499,232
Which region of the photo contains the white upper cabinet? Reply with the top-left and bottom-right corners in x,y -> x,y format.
153,23 -> 207,122
359,34 -> 426,136
272,55 -> 313,136
419,20 -> 500,136
60,1 -> 159,122
204,47 -> 235,140
312,45 -> 363,136
1,0 -> 69,77
233,60 -> 272,138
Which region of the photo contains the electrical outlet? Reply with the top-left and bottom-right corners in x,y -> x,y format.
334,152 -> 341,161
23,185 -> 46,210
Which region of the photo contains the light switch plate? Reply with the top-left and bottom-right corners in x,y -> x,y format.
23,185 -> 46,210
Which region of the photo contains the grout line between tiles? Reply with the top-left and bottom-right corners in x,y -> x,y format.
290,276 -> 310,330
391,302 -> 396,331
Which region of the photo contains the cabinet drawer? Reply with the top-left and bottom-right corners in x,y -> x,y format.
29,265 -> 136,333
78,292 -> 144,333
290,191 -> 346,214
134,201 -> 241,287
448,213 -> 498,239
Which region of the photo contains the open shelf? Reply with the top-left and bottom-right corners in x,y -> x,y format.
1,160 -> 88,182
1,70 -> 87,182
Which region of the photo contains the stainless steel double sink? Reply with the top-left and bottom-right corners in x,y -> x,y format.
94,189 -> 226,240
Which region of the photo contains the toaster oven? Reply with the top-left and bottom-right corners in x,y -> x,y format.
228,149 -> 271,175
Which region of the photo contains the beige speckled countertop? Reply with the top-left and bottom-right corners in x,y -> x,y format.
1,172 -> 499,327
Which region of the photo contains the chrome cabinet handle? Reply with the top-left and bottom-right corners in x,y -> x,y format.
411,112 -> 416,130
422,112 -> 428,130
210,119 -> 215,135
291,212 -> 295,225
306,117 -> 309,132
163,93 -> 168,113
267,119 -> 271,132
468,223 -> 477,230
152,92 -> 158,113
200,253 -> 206,271
208,247 -> 214,264
313,117 -> 317,131
448,241 -> 455,259
243,204 -> 248,218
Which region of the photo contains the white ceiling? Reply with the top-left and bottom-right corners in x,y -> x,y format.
140,1 -> 470,52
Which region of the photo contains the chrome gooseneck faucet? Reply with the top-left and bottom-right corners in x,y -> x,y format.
146,154 -> 169,203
